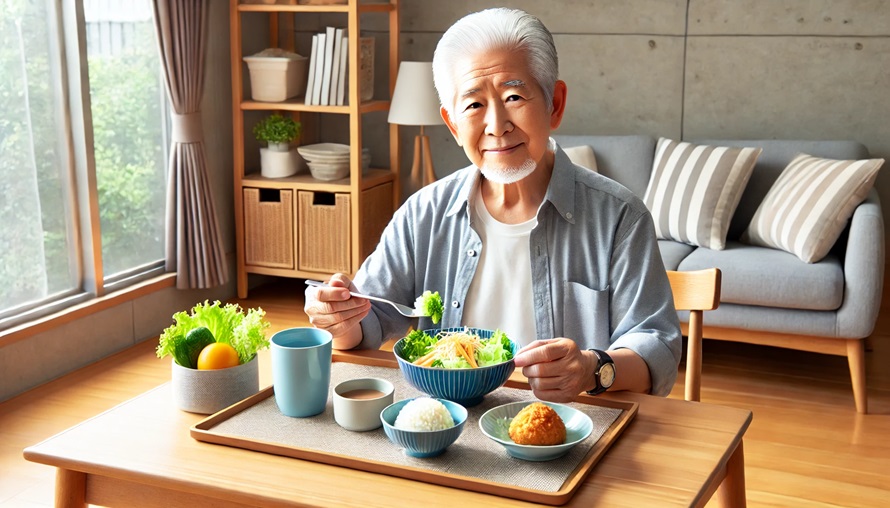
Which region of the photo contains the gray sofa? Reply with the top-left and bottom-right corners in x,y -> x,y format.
555,134 -> 885,413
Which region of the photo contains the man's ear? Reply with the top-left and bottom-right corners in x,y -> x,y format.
550,80 -> 568,130
440,106 -> 463,146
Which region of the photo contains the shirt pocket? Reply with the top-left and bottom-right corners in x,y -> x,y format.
562,281 -> 610,347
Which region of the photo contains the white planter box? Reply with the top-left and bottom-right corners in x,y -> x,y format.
260,147 -> 305,178
171,357 -> 259,414
244,53 -> 309,102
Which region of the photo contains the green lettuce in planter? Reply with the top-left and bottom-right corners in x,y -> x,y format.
156,300 -> 270,368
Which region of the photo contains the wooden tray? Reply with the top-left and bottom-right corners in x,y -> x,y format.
192,353 -> 637,505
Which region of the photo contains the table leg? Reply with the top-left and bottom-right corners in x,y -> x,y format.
717,439 -> 747,507
55,468 -> 87,508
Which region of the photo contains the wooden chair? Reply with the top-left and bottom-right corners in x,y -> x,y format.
666,268 -> 722,402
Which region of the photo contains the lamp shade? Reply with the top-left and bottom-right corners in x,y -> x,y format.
388,61 -> 445,126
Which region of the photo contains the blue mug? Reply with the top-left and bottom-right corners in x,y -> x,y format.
271,328 -> 333,417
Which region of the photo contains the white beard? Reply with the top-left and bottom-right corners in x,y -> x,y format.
479,158 -> 537,184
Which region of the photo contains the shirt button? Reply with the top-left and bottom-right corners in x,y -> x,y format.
451,300 -> 460,308
467,249 -> 476,257
565,212 -> 573,220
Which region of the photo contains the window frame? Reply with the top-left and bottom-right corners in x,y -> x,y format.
0,0 -> 169,331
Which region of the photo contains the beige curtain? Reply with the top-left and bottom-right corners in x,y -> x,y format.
153,0 -> 227,289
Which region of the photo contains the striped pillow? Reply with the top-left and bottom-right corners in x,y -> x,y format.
563,145 -> 598,172
644,138 -> 761,250
742,154 -> 884,263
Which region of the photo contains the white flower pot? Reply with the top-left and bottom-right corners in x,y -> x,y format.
171,356 -> 259,414
260,147 -> 305,178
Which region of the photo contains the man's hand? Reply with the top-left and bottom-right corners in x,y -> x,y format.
513,338 -> 596,402
303,273 -> 370,349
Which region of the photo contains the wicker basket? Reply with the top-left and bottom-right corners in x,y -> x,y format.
298,191 -> 351,273
244,188 -> 295,269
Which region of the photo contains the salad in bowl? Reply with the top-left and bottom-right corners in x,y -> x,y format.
393,327 -> 517,406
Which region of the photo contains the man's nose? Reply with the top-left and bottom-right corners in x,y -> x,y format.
484,102 -> 512,136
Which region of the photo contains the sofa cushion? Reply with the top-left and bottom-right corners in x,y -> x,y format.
692,139 -> 870,241
677,241 -> 844,311
658,240 -> 695,270
742,154 -> 884,263
644,138 -> 761,250
553,135 -> 655,196
562,145 -> 598,172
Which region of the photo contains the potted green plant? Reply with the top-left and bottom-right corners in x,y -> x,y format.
253,113 -> 304,178
157,300 -> 271,414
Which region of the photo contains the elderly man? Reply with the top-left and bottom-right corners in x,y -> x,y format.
305,8 -> 681,401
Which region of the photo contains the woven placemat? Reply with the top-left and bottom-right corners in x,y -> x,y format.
208,363 -> 623,493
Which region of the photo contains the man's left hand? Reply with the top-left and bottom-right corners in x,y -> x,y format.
513,338 -> 595,402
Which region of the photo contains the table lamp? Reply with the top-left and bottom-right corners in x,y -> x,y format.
388,61 -> 445,192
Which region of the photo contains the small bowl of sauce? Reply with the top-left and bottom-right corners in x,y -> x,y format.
333,377 -> 395,431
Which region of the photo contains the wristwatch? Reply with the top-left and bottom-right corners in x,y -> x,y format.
586,349 -> 616,395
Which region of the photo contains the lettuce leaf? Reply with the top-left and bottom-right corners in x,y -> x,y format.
476,329 -> 514,367
439,357 -> 472,369
400,329 -> 436,362
414,290 -> 444,324
156,300 -> 270,365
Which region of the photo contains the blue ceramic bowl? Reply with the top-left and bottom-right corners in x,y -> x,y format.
380,398 -> 468,458
393,327 -> 518,407
478,401 -> 594,461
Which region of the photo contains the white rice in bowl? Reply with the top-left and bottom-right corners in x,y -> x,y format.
394,398 -> 455,431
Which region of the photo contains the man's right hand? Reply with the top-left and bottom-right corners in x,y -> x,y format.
303,273 -> 370,349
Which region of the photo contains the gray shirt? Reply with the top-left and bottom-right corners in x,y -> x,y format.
354,146 -> 682,396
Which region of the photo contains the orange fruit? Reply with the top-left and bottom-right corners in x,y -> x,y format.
196,342 -> 240,370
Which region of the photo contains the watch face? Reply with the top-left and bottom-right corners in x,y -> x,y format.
600,363 -> 616,388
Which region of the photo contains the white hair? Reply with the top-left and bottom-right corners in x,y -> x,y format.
432,8 -> 559,116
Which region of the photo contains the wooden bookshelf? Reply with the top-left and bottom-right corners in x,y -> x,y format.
229,0 -> 401,297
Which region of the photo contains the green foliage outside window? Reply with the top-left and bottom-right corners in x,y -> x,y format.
0,2 -> 166,314
89,23 -> 166,275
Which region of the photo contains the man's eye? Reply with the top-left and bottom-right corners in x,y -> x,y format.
506,94 -> 523,102
464,102 -> 482,111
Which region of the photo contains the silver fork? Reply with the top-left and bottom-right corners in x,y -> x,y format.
304,280 -> 425,318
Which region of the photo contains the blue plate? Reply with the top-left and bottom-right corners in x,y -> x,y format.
478,401 -> 593,461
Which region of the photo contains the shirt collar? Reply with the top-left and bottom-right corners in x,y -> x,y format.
546,141 -> 578,224
445,167 -> 482,217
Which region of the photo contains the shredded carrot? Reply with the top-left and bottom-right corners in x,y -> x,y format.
411,329 -> 483,368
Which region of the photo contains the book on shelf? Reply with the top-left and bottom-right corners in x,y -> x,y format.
303,26 -> 352,106
319,26 -> 336,106
304,34 -> 318,105
328,27 -> 345,106
310,32 -> 326,105
336,36 -> 348,106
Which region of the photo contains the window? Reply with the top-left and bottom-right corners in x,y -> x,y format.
0,0 -> 168,329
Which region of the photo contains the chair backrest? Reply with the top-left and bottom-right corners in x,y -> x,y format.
666,268 -> 722,402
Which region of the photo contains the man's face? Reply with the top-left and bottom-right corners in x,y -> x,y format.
440,47 -> 564,181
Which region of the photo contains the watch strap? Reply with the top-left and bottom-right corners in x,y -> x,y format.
586,349 -> 615,396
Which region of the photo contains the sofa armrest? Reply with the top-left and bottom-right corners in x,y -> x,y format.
837,189 -> 885,338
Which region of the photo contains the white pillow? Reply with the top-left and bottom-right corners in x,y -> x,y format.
563,145 -> 598,172
742,153 -> 884,263
643,138 -> 761,250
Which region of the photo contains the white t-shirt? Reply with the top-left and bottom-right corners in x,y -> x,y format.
463,188 -> 538,347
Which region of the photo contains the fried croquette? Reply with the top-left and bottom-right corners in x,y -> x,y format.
508,402 -> 566,446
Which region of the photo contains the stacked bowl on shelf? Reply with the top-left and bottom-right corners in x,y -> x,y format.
297,143 -> 370,181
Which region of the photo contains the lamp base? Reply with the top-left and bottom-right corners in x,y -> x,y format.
411,134 -> 436,193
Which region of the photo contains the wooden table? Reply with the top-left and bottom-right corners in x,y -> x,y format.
24,350 -> 751,507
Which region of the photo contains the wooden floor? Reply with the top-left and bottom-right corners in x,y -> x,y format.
2,280 -> 890,507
